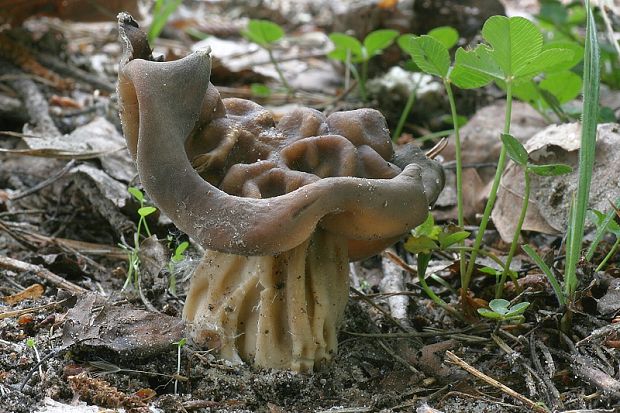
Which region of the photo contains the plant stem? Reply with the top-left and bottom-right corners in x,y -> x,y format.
496,170 -> 530,298
392,78 -> 420,141
444,80 -> 466,283
462,81 -> 513,303
417,253 -> 462,319
595,237 -> 620,272
360,59 -> 368,102
267,47 -> 293,95
348,63 -> 366,101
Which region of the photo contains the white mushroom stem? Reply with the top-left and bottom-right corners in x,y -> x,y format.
183,229 -> 349,371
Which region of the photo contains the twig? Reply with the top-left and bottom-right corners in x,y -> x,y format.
0,256 -> 87,294
0,300 -> 65,320
349,286 -> 409,333
9,160 -> 76,200
445,351 -> 548,413
377,340 -> 421,375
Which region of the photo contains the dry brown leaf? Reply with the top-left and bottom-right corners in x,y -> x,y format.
2,283 -> 44,305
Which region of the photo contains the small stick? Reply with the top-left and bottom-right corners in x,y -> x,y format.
9,160 -> 75,200
0,256 -> 87,294
445,351 -> 548,413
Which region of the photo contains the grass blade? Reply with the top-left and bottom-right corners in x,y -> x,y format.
564,0 -> 600,299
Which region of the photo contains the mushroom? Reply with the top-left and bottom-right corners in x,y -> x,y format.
116,13 -> 445,372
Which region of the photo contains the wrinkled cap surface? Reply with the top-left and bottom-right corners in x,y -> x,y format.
117,13 -> 445,259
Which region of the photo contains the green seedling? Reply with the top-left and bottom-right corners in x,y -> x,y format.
394,26 -> 460,141
173,338 -> 187,395
250,83 -> 272,98
328,29 -> 399,101
168,240 -> 189,295
441,15 -> 574,306
522,244 -> 565,307
398,26 -> 466,280
242,20 -> 292,94
587,207 -> 620,272
148,0 -> 183,43
477,298 -> 530,324
586,198 -> 620,262
26,337 -> 44,381
404,213 -> 469,318
120,187 -> 158,290
496,133 -> 572,298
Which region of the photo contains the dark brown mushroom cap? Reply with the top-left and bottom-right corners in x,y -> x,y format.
117,13 -> 444,259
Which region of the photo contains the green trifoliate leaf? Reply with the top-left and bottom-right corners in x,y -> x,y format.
450,45 -> 500,88
328,33 -> 364,62
242,20 -> 284,46
527,163 -> 572,176
477,308 -> 503,319
398,34 -> 450,78
505,301 -> 530,316
482,16 -> 543,78
427,26 -> 459,49
489,298 -> 511,315
364,29 -> 398,57
501,133 -> 528,166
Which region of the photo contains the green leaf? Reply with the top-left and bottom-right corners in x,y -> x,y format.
428,26 -> 459,49
511,79 -> 540,104
505,301 -> 530,316
528,163 -> 572,176
588,209 -> 620,237
128,187 -> 144,202
481,16 -> 543,78
404,235 -> 438,254
539,71 -> 582,105
411,213 -> 441,239
489,298 -> 511,315
501,133 -> 528,166
504,315 -> 526,324
138,206 -> 157,217
328,33 -> 363,62
477,308 -> 503,319
242,20 -> 284,47
172,241 -> 189,262
438,230 -> 470,249
514,47 -> 574,79
480,266 -> 501,276
522,244 -> 565,306
364,29 -> 398,57
250,83 -> 272,97
147,0 -> 183,43
539,0 -> 568,26
543,41 -> 584,71
450,45 -> 499,88
399,35 -> 450,78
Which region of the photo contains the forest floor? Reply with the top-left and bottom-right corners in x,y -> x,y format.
1,1 -> 620,412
